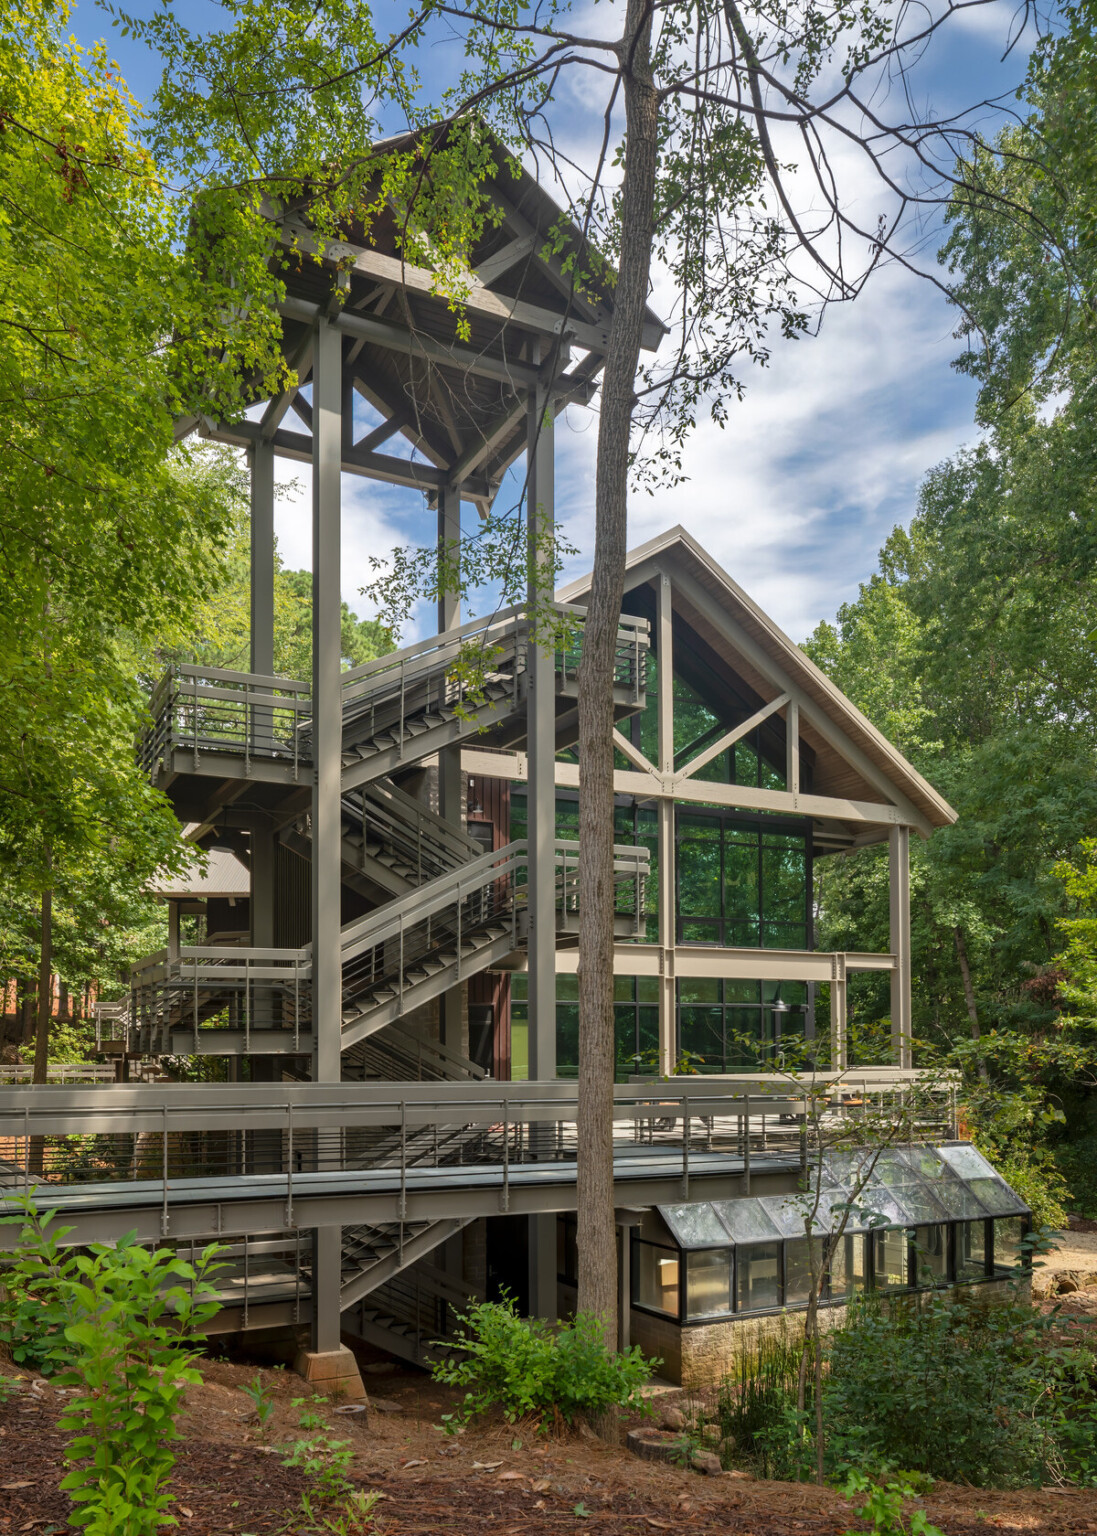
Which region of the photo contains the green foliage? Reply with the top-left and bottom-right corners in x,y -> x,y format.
716,1328 -> 811,1477
0,1200 -> 222,1534
824,1293 -> 1097,1488
430,1295 -> 656,1428
840,1471 -> 945,1536
281,1401 -> 356,1500
0,1202 -> 75,1373
241,1371 -> 277,1435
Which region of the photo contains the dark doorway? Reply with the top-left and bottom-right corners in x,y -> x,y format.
486,1216 -> 529,1313
469,1004 -> 495,1075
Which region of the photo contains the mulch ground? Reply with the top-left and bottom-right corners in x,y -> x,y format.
2,1352 -> 1097,1536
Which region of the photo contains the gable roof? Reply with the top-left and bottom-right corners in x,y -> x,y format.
558,525 -> 956,832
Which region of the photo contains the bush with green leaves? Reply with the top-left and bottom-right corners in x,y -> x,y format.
824,1291 -> 1097,1488
1,1200 -> 222,1534
430,1295 -> 656,1429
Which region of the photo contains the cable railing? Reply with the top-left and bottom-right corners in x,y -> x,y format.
138,604 -> 649,785
129,946 -> 312,1056
139,665 -> 311,779
0,1077 -> 957,1210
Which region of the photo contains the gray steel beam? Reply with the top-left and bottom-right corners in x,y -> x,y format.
437,479 -> 463,1053
525,372 -> 556,1084
0,1166 -> 795,1249
656,573 -> 676,1076
889,824 -> 913,1069
250,440 -> 276,677
311,319 -> 343,1083
312,1225 -> 343,1353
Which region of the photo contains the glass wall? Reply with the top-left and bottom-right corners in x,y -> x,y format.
631,1216 -> 1030,1325
633,1240 -> 680,1317
676,810 -> 810,949
678,978 -> 809,1072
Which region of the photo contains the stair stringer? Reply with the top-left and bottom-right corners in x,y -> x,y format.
340,928 -> 522,1052
340,1216 -> 473,1311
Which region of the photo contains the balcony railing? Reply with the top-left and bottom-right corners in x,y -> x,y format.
139,665 -> 311,778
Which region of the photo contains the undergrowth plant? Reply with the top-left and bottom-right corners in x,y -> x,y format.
841,1471 -> 945,1536
241,1370 -> 277,1435
430,1294 -> 657,1429
281,1400 -> 356,1500
1,1199 -> 222,1534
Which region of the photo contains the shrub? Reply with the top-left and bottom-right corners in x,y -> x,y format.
823,1291 -> 1097,1488
430,1295 -> 656,1428
715,1326 -> 814,1478
2,1200 -> 222,1533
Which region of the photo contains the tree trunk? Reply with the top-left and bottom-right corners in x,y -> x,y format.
576,0 -> 660,1387
29,875 -> 52,1179
953,924 -> 988,1083
33,881 -> 51,1086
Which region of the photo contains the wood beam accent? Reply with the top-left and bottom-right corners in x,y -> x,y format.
474,235 -> 536,287
202,418 -> 491,500
460,747 -> 911,829
543,945 -> 896,982
669,569 -> 935,836
279,295 -> 541,390
611,728 -> 659,777
280,225 -> 664,356
676,693 -> 790,782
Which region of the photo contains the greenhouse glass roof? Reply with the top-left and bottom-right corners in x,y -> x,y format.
658,1143 -> 1028,1250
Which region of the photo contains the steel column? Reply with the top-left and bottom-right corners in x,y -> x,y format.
526,378 -> 556,1083
656,574 -> 676,1076
889,825 -> 912,1069
311,319 -> 343,1083
250,440 -> 276,677
311,1224 -> 343,1353
438,481 -> 463,1052
528,1212 -> 557,1320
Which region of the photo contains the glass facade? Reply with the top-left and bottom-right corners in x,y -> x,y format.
676,811 -> 810,949
678,978 -> 809,1072
634,1240 -> 680,1316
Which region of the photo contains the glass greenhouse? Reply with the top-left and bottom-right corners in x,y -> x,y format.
631,1143 -> 1031,1325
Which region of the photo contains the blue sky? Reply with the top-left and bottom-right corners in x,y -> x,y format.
73,0 -> 1036,644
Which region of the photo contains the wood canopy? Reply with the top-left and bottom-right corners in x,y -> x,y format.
190,124 -> 666,514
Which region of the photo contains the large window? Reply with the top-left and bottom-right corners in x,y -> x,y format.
515,973 -> 659,1081
685,1250 -> 733,1319
736,1243 -> 781,1312
676,810 -> 810,950
678,978 -> 809,1072
633,1240 -> 680,1317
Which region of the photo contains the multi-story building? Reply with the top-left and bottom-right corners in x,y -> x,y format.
0,136 -> 1029,1394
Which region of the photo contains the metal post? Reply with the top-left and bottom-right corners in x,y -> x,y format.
618,1223 -> 631,1350
311,1225 -> 342,1354
437,482 -> 463,1053
250,440 -> 276,678
311,318 -> 343,1084
830,953 -> 848,1071
526,370 -> 556,1085
656,574 -> 676,1076
889,825 -> 913,1070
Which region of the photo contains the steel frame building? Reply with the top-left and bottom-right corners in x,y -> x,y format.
0,139 -> 962,1394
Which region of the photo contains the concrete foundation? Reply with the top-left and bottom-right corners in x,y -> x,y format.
293,1343 -> 368,1402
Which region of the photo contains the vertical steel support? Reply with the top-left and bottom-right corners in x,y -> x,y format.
889,824 -> 913,1069
526,379 -> 556,1084
312,319 -> 343,1084
618,1223 -> 631,1350
786,699 -> 800,796
830,953 -> 848,1071
656,575 -> 676,1076
311,1225 -> 342,1354
438,481 -> 463,1052
250,439 -> 276,678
